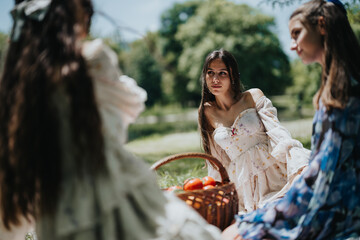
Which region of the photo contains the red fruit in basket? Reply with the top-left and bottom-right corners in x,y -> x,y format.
183,178 -> 203,191
203,185 -> 215,190
167,186 -> 183,192
202,176 -> 216,186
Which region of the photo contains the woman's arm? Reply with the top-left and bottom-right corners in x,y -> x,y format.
221,223 -> 244,240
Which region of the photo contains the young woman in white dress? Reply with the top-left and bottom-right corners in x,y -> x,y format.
198,49 -> 310,214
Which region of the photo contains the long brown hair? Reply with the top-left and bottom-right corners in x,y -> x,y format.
0,0 -> 105,229
290,0 -> 360,110
198,49 -> 244,154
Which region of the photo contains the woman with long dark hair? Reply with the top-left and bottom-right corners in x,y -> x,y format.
198,49 -> 310,214
222,0 -> 360,239
0,0 -> 221,239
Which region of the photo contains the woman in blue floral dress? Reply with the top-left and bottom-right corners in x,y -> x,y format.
222,0 -> 360,239
0,0 -> 221,239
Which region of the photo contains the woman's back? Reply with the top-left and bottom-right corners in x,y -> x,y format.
1,1 -> 221,239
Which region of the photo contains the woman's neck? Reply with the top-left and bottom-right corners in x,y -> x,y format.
215,93 -> 237,111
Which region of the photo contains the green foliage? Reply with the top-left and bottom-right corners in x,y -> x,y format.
128,104 -> 199,141
122,33 -> 163,106
298,136 -> 311,150
0,32 -> 9,75
286,59 -> 321,105
348,3 -> 360,41
160,1 -> 202,55
175,0 -> 292,96
159,1 -> 203,105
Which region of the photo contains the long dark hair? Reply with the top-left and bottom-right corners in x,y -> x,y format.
0,0 -> 105,229
198,49 -> 244,154
290,0 -> 360,110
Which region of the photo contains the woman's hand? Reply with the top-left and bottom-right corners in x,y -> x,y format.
221,223 -> 245,240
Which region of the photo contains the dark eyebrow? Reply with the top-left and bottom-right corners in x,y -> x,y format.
207,67 -> 228,71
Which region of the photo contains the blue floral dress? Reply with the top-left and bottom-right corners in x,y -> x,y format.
236,97 -> 360,240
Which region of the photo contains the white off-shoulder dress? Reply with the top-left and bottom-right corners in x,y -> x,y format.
32,39 -> 221,240
208,96 -> 310,214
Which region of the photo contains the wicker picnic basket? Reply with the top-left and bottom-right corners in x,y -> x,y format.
150,152 -> 238,230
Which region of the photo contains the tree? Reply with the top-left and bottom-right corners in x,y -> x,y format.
287,59 -> 321,105
159,1 -> 202,106
0,32 -> 9,75
122,32 -> 163,107
348,3 -> 360,40
175,0 -> 291,98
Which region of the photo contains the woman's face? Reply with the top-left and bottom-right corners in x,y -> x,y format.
205,58 -> 232,96
289,16 -> 325,66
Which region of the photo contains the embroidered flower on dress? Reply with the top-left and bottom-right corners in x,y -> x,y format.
231,127 -> 237,136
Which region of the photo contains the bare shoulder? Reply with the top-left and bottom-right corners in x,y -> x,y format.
203,101 -> 219,128
246,88 -> 265,103
203,101 -> 215,117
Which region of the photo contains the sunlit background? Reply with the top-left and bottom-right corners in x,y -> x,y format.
0,0 -> 298,58
2,0 -> 359,185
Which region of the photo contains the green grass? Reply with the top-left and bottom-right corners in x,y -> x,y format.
127,145 -> 208,189
126,130 -> 208,188
128,120 -> 198,141
155,159 -> 208,189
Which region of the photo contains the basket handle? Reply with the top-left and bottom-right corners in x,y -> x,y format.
150,152 -> 230,184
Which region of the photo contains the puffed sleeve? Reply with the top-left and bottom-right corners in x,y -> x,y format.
256,96 -> 310,181
82,39 -> 147,131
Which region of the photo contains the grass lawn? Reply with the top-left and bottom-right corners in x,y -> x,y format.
125,131 -> 208,188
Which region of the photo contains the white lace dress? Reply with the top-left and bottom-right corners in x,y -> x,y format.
32,39 -> 221,240
208,96 -> 310,214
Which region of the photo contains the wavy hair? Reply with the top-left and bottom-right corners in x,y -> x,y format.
0,0 -> 105,229
290,0 -> 360,110
198,49 -> 244,155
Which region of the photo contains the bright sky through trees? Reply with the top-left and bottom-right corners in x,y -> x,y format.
0,0 -> 298,58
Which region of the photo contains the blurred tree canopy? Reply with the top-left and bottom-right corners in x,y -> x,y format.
0,32 -> 9,75
153,0 -> 291,107
158,1 -> 202,105
175,0 -> 291,98
2,0 -> 360,110
122,32 -> 163,107
111,0 -> 360,108
348,2 -> 360,39
287,59 -> 321,105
